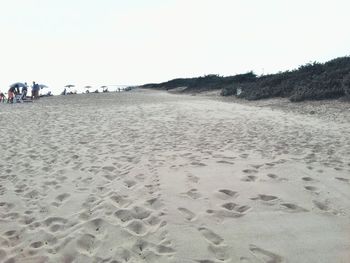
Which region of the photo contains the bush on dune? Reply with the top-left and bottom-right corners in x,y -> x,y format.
342,73 -> 350,98
141,56 -> 350,102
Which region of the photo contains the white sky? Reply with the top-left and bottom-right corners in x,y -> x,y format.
0,0 -> 349,94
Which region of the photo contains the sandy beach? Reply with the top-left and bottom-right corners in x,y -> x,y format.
0,89 -> 349,263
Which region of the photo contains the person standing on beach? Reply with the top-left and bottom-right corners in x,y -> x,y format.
0,91 -> 6,103
35,82 -> 40,99
31,81 -> 39,99
31,81 -> 35,99
21,82 -> 28,100
7,84 -> 19,103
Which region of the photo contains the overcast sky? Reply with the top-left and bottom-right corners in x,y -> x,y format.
0,0 -> 349,93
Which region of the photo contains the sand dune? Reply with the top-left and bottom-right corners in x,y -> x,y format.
0,90 -> 349,262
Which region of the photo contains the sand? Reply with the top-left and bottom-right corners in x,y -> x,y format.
0,89 -> 349,263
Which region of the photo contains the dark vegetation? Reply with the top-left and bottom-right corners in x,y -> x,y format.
140,56 -> 350,102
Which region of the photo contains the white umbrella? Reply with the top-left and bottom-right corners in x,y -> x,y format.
10,82 -> 26,88
39,84 -> 49,89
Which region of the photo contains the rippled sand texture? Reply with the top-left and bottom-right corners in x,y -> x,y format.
0,90 -> 349,263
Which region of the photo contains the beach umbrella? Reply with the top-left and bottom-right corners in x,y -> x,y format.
39,84 -> 49,89
10,82 -> 26,88
65,84 -> 75,88
84,86 -> 92,93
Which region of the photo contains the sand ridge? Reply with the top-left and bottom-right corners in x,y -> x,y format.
0,90 -> 349,262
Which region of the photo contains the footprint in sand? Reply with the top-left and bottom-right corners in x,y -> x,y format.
216,189 -> 238,200
145,215 -> 162,226
102,166 -> 116,172
198,227 -> 230,261
191,161 -> 207,167
14,184 -> 28,194
241,175 -> 258,182
126,220 -> 148,236
198,227 -> 224,245
222,203 -> 251,213
242,169 -> 258,174
43,217 -> 68,227
30,241 -> 44,248
131,239 -> 175,260
335,177 -> 349,183
155,244 -> 176,255
281,203 -> 308,213
76,233 -> 99,254
49,223 -> 65,232
221,202 -> 238,211
103,174 -> 117,181
114,248 -> 132,262
251,194 -> 278,202
187,174 -> 200,183
206,208 -> 245,219
178,207 -> 196,221
208,244 -> 230,261
182,189 -> 202,199
132,239 -> 150,255
304,186 -> 319,192
132,206 -> 152,220
55,193 -> 70,202
114,206 -> 151,223
249,244 -> 283,263
23,189 -> 41,199
84,218 -> 109,234
302,177 -> 315,182
145,184 -> 158,195
145,197 -> 163,210
19,215 -> 36,225
4,230 -> 18,237
0,202 -> 15,212
216,159 -> 235,165
313,200 -> 330,212
124,179 -> 137,189
135,173 -> 145,182
114,209 -> 133,222
110,194 -> 131,207
3,212 -> 20,220
267,173 -> 278,179
235,206 -> 251,213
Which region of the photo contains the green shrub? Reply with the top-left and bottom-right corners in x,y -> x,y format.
141,56 -> 350,102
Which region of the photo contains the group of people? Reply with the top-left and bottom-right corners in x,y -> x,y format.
0,81 -> 41,103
